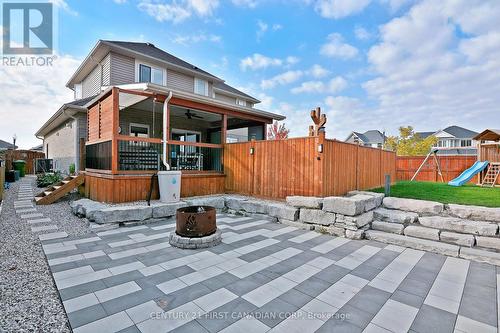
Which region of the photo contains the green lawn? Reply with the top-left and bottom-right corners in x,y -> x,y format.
371,181 -> 500,208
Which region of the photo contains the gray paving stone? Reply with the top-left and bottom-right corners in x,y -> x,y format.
67,303 -> 108,329
163,283 -> 213,310
225,273 -> 272,296
195,298 -> 256,333
173,320 -> 210,333
294,277 -> 332,298
316,316 -> 364,333
338,304 -> 375,330
351,264 -> 382,281
391,290 -> 425,308
278,288 -> 314,308
101,287 -> 164,316
347,286 -> 391,315
254,297 -> 299,328
410,304 -> 456,333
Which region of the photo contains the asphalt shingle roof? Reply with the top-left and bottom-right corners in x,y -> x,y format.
0,139 -> 16,150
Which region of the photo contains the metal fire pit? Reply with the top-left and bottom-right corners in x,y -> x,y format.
176,206 -> 216,237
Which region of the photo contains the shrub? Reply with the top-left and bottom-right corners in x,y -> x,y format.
69,163 -> 76,175
37,171 -> 62,188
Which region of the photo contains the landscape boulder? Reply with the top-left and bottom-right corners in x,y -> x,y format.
373,208 -> 418,224
152,202 -> 188,218
447,204 -> 500,222
286,196 -> 323,209
383,197 -> 444,215
323,194 -> 376,216
267,203 -> 299,221
419,216 -> 498,236
300,208 -> 335,225
93,206 -> 153,224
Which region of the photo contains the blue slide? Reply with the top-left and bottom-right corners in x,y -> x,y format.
448,161 -> 489,186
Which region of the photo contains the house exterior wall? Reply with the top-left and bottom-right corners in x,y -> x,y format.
43,120 -> 76,174
81,54 -> 111,98
77,50 -> 255,106
110,52 -> 135,85
167,69 -> 194,92
214,92 -> 236,104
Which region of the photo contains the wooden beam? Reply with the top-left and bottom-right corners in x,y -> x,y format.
111,87 -> 119,174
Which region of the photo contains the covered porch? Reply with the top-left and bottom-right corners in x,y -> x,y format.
83,86 -> 273,202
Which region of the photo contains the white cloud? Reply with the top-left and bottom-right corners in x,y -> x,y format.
320,33 -> 358,59
50,0 -> 78,15
272,24 -> 283,31
231,0 -> 259,8
315,0 -> 371,19
380,0 -> 414,12
113,0 -> 127,3
240,54 -> 299,71
0,55 -> 81,149
137,0 -> 219,23
240,54 -> 283,71
309,64 -> 330,78
362,0 -> 500,133
291,76 -> 347,94
261,70 -> 304,89
256,20 -> 283,41
173,33 -> 222,45
286,56 -> 300,65
354,26 -> 371,40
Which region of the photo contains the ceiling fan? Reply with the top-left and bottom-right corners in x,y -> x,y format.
185,109 -> 203,120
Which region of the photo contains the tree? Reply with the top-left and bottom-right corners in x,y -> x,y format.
384,126 -> 438,156
267,121 -> 289,140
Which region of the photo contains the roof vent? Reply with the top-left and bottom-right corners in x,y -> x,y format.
146,42 -> 155,47
192,65 -> 198,70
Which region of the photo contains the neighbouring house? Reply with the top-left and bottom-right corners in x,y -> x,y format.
35,40 -> 285,201
417,125 -> 478,155
345,130 -> 386,148
30,144 -> 44,152
0,139 -> 17,151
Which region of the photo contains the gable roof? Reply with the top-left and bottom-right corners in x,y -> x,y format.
348,130 -> 385,144
416,131 -> 434,139
66,40 -> 259,103
0,139 -> 16,150
103,40 -> 221,81
442,126 -> 478,138
35,95 -> 96,137
473,129 -> 500,141
418,126 -> 478,139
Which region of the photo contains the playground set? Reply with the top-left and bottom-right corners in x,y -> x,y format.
411,129 -> 500,187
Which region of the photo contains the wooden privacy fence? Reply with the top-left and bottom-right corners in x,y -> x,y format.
396,155 -> 477,182
224,136 -> 396,199
1,150 -> 45,174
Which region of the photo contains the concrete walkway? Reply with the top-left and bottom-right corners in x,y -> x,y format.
39,213 -> 500,333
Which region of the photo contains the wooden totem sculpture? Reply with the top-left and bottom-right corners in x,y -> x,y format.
309,107 -> 327,136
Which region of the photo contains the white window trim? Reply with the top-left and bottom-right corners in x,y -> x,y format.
134,60 -> 167,86
194,77 -> 209,96
236,98 -> 246,106
74,83 -> 82,99
129,122 -> 150,137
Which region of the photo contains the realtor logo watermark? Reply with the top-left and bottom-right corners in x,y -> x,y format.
1,1 -> 57,66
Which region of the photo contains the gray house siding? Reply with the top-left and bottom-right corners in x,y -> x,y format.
110,52 -> 135,85
82,65 -> 101,98
43,120 -> 76,174
214,92 -> 236,105
167,69 -> 194,92
102,53 -> 111,86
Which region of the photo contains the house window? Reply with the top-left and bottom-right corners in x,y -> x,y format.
194,78 -> 208,96
139,64 -> 164,85
129,123 -> 150,138
460,139 -> 472,147
74,83 -> 82,99
236,99 -> 246,106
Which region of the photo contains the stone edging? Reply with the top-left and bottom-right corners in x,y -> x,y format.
169,229 -> 222,249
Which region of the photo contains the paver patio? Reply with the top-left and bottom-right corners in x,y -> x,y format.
42,214 -> 499,333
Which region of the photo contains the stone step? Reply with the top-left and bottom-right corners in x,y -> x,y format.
404,225 -> 440,241
475,236 -> 500,251
371,220 -> 404,234
447,204 -> 500,223
383,197 -> 444,215
419,216 -> 498,236
459,247 -> 500,266
373,207 -> 418,224
365,230 -> 459,257
440,231 -> 475,247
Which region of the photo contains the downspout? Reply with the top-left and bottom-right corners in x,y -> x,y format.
162,91 -> 173,170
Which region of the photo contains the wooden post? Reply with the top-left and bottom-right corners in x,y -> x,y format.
316,129 -> 326,196
79,138 -> 85,171
222,114 -> 227,173
111,87 -> 119,175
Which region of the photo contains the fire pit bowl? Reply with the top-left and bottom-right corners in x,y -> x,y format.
170,206 -> 221,249
176,206 -> 216,237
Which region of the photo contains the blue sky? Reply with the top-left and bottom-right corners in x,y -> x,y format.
2,0 -> 500,148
